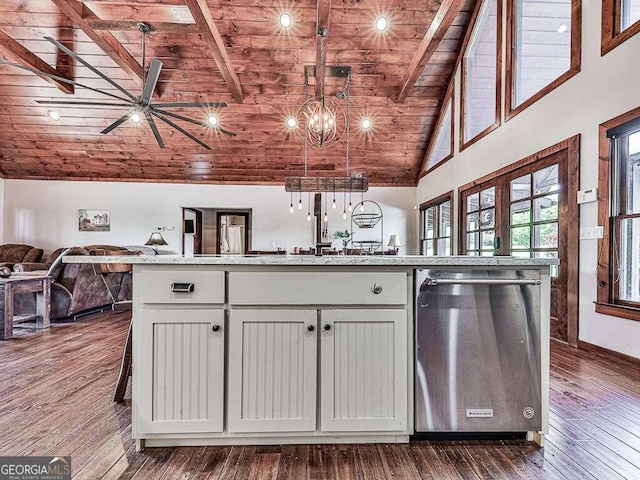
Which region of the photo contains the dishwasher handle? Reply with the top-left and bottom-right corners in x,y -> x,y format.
421,277 -> 541,290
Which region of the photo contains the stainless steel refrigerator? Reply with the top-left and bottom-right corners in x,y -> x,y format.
415,268 -> 542,433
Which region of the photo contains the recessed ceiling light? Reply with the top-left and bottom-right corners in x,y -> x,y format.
286,116 -> 298,128
557,23 -> 568,33
375,16 -> 388,32
279,12 -> 292,29
207,114 -> 218,126
361,118 -> 372,130
47,110 -> 60,121
130,112 -> 142,124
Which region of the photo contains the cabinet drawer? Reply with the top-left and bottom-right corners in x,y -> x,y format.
228,271 -> 407,305
138,268 -> 225,304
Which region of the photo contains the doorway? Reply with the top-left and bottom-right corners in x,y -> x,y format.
458,137 -> 579,344
216,212 -> 250,254
181,208 -> 252,255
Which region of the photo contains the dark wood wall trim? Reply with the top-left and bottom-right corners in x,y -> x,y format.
419,190 -> 454,210
460,0 -> 502,152
596,105 -> 640,323
577,339 -> 640,368
457,135 -> 580,345
602,0 -> 640,55
505,0 -> 582,122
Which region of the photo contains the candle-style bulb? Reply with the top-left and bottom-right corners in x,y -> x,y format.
348,202 -> 353,212
289,204 -> 294,213
306,213 -> 311,222
324,213 -> 328,223
332,199 -> 336,209
342,210 -> 347,220
298,199 -> 303,210
360,203 -> 365,211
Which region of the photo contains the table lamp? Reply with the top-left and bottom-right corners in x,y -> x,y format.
145,231 -> 168,253
387,234 -> 402,254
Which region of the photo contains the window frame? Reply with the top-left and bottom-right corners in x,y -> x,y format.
460,0 -> 502,151
596,107 -> 640,321
419,191 -> 454,256
602,0 -> 640,55
505,0 -> 582,121
419,88 -> 455,178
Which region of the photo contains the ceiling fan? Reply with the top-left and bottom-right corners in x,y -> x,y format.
0,22 -> 236,150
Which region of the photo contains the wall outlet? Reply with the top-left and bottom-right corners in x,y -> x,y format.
577,188 -> 597,204
580,226 -> 604,239
165,226 -> 175,231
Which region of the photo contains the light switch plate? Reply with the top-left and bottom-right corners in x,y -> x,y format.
580,226 -> 604,239
577,188 -> 597,204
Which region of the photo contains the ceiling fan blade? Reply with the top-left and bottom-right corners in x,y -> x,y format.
145,111 -> 165,149
152,112 -> 212,150
142,58 -> 162,105
214,125 -> 238,137
153,102 -> 227,108
36,100 -> 133,107
153,108 -> 237,137
45,36 -> 138,102
101,113 -> 131,135
0,60 -> 134,103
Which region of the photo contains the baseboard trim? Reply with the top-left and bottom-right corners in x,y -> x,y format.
577,340 -> 640,368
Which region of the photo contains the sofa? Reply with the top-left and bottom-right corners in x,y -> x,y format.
14,245 -> 137,320
0,244 -> 44,270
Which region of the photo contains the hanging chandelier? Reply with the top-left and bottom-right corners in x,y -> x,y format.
294,65 -> 349,148
297,95 -> 345,147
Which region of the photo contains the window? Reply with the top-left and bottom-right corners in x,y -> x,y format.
506,0 -> 580,117
464,186 -> 497,256
621,0 -> 640,30
508,165 -> 560,277
422,97 -> 453,174
420,193 -> 452,256
597,112 -> 640,318
462,0 -> 500,147
602,0 -> 640,55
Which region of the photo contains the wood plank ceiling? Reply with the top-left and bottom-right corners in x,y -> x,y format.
0,0 -> 475,186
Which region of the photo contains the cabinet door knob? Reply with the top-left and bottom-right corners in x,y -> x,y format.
324,324 -> 331,331
212,325 -> 221,332
307,324 -> 315,332
371,283 -> 383,294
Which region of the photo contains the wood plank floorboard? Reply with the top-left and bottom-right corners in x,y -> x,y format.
2,312 -> 640,479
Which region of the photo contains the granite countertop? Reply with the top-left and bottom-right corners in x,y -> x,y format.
63,254 -> 558,267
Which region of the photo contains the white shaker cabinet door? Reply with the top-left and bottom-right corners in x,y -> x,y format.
320,309 -> 408,432
136,309 -> 225,434
227,309 -> 317,433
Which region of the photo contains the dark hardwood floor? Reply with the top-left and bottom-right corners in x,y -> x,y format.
1,311 -> 639,479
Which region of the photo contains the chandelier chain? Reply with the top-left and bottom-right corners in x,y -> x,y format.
345,71 -> 351,177
303,69 -> 309,176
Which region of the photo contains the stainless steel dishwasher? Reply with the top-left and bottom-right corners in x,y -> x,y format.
415,269 -> 542,433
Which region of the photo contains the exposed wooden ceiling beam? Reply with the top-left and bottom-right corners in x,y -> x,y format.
86,19 -> 198,34
0,30 -> 74,95
397,0 -> 466,103
184,0 -> 244,103
314,0 -> 331,99
51,0 -> 148,91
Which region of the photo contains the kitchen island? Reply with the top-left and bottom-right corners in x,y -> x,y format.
64,255 -> 555,450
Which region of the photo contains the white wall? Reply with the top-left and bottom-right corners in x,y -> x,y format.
2,180 -> 417,256
418,1 -> 640,359
0,178 -> 4,244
